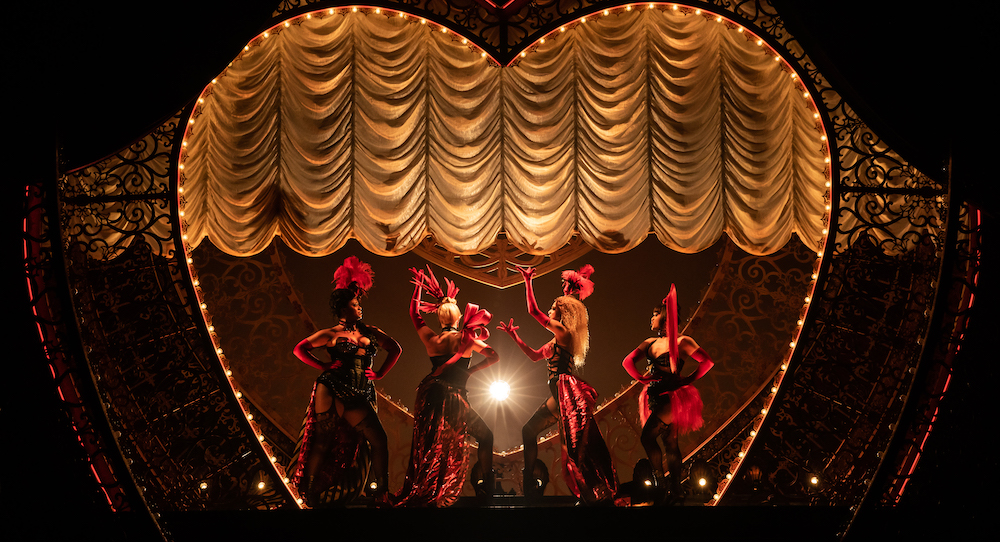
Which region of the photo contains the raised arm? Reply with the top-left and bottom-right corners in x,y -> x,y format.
518,266 -> 550,328
621,338 -> 657,383
498,318 -> 546,362
366,326 -> 402,380
293,329 -> 337,371
678,336 -> 714,386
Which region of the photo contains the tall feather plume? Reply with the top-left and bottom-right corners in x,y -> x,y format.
332,256 -> 374,296
561,264 -> 595,300
410,265 -> 460,313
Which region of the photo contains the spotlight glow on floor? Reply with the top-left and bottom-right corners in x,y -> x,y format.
489,380 -> 511,401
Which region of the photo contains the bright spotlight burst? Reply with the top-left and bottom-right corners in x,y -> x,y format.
489,380 -> 511,401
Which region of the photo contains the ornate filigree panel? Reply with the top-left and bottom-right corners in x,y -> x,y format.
724,232 -> 941,507
873,204 -> 979,506
55,113 -> 296,516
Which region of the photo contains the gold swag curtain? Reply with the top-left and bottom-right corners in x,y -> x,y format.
180,8 -> 828,257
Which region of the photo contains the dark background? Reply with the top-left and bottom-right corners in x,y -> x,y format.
8,1 -> 994,539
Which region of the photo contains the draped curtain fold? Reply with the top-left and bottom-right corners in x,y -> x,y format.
182,9 -> 828,257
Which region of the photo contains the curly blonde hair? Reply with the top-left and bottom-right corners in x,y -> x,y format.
554,295 -> 589,368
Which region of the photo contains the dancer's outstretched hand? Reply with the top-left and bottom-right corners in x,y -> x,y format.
497,318 -> 519,336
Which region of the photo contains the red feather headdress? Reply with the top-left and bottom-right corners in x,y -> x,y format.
410,265 -> 460,313
332,256 -> 374,296
663,284 -> 679,374
561,264 -> 595,300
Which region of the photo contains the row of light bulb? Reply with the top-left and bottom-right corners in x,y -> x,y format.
175,2 -> 834,508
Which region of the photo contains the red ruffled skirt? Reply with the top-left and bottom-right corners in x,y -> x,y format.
556,374 -> 620,505
639,382 -> 704,434
392,375 -> 472,507
291,383 -> 369,505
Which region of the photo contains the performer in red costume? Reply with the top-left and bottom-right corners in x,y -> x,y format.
393,266 -> 499,507
291,256 -> 402,507
498,264 -> 619,505
621,285 -> 714,504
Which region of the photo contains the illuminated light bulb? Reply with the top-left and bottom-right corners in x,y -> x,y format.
604,10 -> 609,15
258,481 -> 266,489
791,73 -> 798,79
738,451 -> 745,458
441,27 -> 447,33
216,347 -> 223,354
178,210 -> 185,217
695,9 -> 701,15
370,481 -> 378,490
726,473 -> 733,479
188,119 -> 195,125
761,408 -> 768,414
421,19 -> 426,24
178,164 -> 185,170
200,303 -> 207,310
520,52 -> 526,57
258,434 -> 265,441
296,498 -> 303,504
462,38 -> 468,44
816,251 -> 823,257
306,14 -> 311,19
182,140 -> 189,146
750,430 -> 756,437
581,17 -> 586,23
284,477 -> 290,484
774,55 -> 780,61
804,91 -> 810,97
244,46 -> 249,51
699,478 -> 707,487
814,112 -> 820,118
188,257 -> 194,264
811,273 -> 818,280
540,38 -> 545,44
225,369 -> 233,376
804,296 -> 811,303
781,364 -> 787,370
716,16 -> 722,22
211,78 -> 217,84
200,482 -> 208,489
643,479 -> 652,486
789,341 -> 796,348
811,476 -> 819,485
797,319 -> 803,326
821,229 -> 829,235
738,27 -> 744,33
182,232 -> 188,239
284,22 -> 290,27
481,52 -> 487,57
351,7 -> 356,12
626,6 -> 632,11
374,8 -> 380,14
756,39 -> 763,46
207,325 -> 214,332
235,391 -> 242,398
490,381 -> 511,400
560,26 -> 566,32
270,456 -> 276,462
821,135 -> 827,141
713,494 -> 720,500
263,32 -> 269,38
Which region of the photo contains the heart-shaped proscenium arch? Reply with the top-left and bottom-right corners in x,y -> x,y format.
179,5 -> 829,504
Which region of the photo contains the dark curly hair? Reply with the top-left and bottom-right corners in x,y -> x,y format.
329,285 -> 361,318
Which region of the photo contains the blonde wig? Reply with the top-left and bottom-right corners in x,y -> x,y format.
554,295 -> 589,368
